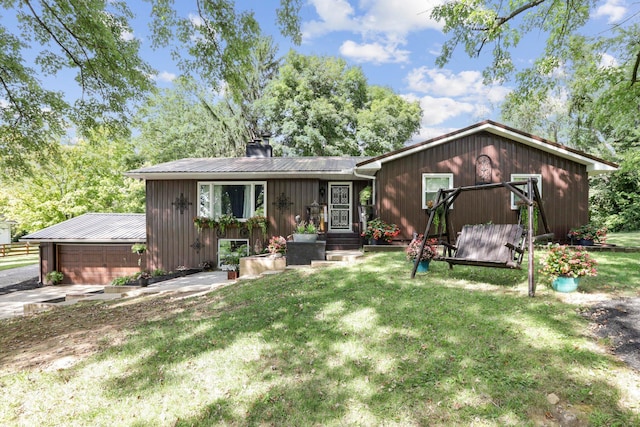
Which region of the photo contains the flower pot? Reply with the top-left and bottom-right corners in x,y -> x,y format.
577,239 -> 594,246
416,260 -> 430,272
552,276 -> 579,293
139,277 -> 149,287
370,238 -> 388,245
227,270 -> 239,280
293,233 -> 317,243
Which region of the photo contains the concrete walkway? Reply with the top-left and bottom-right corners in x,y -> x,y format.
0,271 -> 230,320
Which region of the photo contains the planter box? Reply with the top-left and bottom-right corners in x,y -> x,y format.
287,241 -> 326,265
292,234 -> 318,243
240,255 -> 286,277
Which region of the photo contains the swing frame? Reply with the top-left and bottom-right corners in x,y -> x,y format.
410,177 -> 553,297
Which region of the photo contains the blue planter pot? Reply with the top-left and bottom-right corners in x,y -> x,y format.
552,276 -> 579,293
416,260 -> 430,273
577,239 -> 594,246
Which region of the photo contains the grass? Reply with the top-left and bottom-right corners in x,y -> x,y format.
1,249 -> 639,426
606,230 -> 640,248
0,253 -> 39,271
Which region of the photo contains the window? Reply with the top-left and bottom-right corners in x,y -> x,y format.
510,174 -> 542,209
198,181 -> 266,220
422,173 -> 454,209
218,239 -> 249,270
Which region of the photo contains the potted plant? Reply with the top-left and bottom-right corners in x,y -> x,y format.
568,223 -> 607,246
193,216 -> 215,231
361,218 -> 400,244
45,270 -> 64,285
221,244 -> 246,279
136,271 -> 151,287
131,243 -> 147,268
217,213 -> 239,235
267,235 -> 287,257
292,220 -> 318,242
406,235 -> 438,272
245,215 -> 268,243
540,244 -> 598,292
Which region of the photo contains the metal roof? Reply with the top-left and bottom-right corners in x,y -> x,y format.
126,156 -> 371,180
21,213 -> 146,243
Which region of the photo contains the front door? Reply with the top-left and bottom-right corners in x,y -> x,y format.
328,182 -> 352,232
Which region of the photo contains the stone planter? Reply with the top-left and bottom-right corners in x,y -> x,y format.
292,233 -> 318,243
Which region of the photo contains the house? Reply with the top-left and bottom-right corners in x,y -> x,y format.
357,120 -> 617,244
126,120 -> 617,275
23,120 -> 617,285
21,213 -> 146,285
0,215 -> 14,245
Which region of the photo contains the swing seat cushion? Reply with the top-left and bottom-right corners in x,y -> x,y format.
438,224 -> 525,268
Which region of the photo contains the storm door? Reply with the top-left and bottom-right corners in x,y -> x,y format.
328,182 -> 352,232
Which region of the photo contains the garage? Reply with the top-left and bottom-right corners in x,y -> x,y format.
22,213 -> 146,285
57,244 -> 143,285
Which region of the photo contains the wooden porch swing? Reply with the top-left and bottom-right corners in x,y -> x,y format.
410,178 -> 554,297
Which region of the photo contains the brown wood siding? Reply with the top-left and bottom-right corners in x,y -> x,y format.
147,178 -> 368,270
376,131 -> 589,242
147,180 -> 209,272
39,242 -> 54,284
56,244 -> 141,285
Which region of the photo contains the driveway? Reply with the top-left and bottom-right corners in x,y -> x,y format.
0,264 -> 39,290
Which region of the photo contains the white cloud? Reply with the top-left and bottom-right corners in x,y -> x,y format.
406,67 -> 510,103
402,67 -> 510,134
598,52 -> 619,68
594,0 -> 627,23
154,71 -> 177,83
189,13 -> 204,27
302,0 -> 443,64
339,40 -> 410,63
120,30 -> 134,42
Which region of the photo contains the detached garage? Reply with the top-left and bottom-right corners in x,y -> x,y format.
22,213 -> 146,285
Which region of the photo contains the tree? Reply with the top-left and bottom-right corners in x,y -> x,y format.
133,77 -> 250,163
1,0 -> 302,173
258,52 -> 421,156
0,129 -> 144,233
0,0 -> 155,173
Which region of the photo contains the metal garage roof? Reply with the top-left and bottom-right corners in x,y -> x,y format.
21,213 -> 146,243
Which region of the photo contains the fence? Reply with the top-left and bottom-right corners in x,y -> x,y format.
0,242 -> 39,257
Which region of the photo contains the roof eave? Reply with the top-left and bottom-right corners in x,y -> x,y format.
20,238 -> 145,243
125,171 -> 369,181
357,121 -> 618,175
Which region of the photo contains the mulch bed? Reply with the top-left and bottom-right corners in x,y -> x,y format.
582,297 -> 640,371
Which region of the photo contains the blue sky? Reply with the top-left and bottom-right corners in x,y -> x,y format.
136,0 -> 629,143
4,0 -> 631,144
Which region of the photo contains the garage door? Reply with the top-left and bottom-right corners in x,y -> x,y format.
57,244 -> 143,285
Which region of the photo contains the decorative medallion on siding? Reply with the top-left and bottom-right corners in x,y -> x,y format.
475,155 -> 493,185
173,193 -> 192,214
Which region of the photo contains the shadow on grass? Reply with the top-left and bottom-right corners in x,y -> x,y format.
93,252 -> 637,425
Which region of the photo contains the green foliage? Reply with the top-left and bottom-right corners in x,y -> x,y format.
258,52 -> 421,156
590,150 -> 640,231
45,270 -> 64,284
133,77 -> 247,163
0,0 -> 155,172
0,128 -> 145,233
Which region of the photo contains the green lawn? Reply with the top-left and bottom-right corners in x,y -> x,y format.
0,254 -> 39,271
1,250 -> 639,426
606,230 -> 640,248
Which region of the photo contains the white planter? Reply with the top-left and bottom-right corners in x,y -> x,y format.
292,233 -> 318,243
